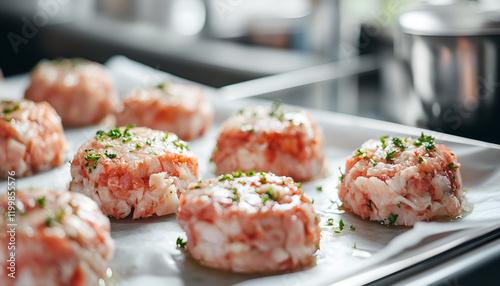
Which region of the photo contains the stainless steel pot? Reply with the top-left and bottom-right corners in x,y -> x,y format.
396,1 -> 500,142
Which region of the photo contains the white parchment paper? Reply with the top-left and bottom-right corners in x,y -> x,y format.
1,56 -> 500,285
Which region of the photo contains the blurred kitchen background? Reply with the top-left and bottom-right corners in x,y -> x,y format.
1,0 -> 500,144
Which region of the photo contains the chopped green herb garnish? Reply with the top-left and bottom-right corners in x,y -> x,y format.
397,203 -> 401,208
95,130 -> 105,140
231,188 -> 239,201
339,219 -> 344,231
105,144 -> 114,148
350,225 -> 356,231
176,237 -> 187,248
265,189 -> 278,200
392,137 -> 407,151
368,199 -> 372,211
107,128 -> 122,139
157,83 -> 166,89
386,150 -> 396,162
95,126 -> 136,142
83,153 -> 102,171
380,136 -> 389,149
269,100 -> 285,120
260,171 -> 267,183
297,182 -> 302,188
163,131 -> 169,142
104,150 -> 117,158
413,133 -> 436,151
3,104 -> 20,115
36,196 -> 45,208
172,139 -> 189,151
219,174 -> 232,181
418,156 -> 423,164
55,208 -> 65,222
388,214 -> 398,224
261,193 -> 270,204
232,170 -> 243,178
245,170 -> 255,176
326,218 -> 334,226
354,149 -> 377,166
44,217 -> 55,227
146,138 -> 152,145
448,162 -> 458,171
339,167 -> 344,181
136,143 -> 142,149
334,230 -> 341,233
316,186 -> 323,192
194,185 -> 200,189
44,208 -> 65,227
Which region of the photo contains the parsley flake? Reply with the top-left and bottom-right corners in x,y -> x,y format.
36,196 -> 46,208
245,170 -> 255,176
172,139 -> 189,151
354,149 -> 377,166
392,137 -> 407,151
269,100 -> 285,120
219,174 -> 232,181
104,150 -> 117,159
448,162 -> 458,171
388,214 -> 398,224
413,133 -> 436,151
339,219 -> 344,231
176,237 -> 187,249
386,150 -> 396,162
231,170 -> 243,178
380,136 -> 389,149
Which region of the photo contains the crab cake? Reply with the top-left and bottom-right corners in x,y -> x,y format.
211,102 -> 327,182
0,99 -> 67,178
338,134 -> 465,226
25,58 -> 120,127
69,126 -> 199,219
0,188 -> 114,286
177,171 -> 320,273
115,83 -> 213,141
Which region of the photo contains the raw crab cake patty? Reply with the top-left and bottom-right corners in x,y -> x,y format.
0,99 -> 68,178
0,188 -> 114,286
211,102 -> 327,182
338,134 -> 465,226
177,171 -> 321,273
25,58 -> 120,127
69,126 -> 199,219
115,83 -> 213,141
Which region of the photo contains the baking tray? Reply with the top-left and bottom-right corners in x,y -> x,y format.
1,56 -> 500,285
